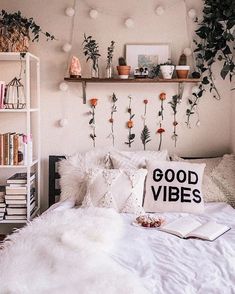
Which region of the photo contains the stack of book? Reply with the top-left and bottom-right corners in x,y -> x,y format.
0,186 -> 6,220
0,133 -> 32,166
5,173 -> 36,220
0,81 -> 6,109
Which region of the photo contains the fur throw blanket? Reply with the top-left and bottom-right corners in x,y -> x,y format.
0,207 -> 149,294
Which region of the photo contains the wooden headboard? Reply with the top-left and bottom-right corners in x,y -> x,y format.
48,155 -> 65,206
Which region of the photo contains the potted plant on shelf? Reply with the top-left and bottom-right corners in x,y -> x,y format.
0,10 -> 55,52
83,34 -> 101,78
117,57 -> 131,79
160,61 -> 175,79
176,53 -> 190,78
106,41 -> 115,78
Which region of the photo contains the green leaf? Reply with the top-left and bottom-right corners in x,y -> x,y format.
220,64 -> 230,79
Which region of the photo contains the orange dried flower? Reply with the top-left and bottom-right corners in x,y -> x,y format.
159,93 -> 166,101
90,98 -> 98,107
127,120 -> 134,128
157,127 -> 165,134
143,99 -> 148,104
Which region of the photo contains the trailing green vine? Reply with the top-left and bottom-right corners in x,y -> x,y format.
187,0 -> 235,126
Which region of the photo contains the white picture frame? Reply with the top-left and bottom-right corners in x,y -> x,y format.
125,44 -> 171,75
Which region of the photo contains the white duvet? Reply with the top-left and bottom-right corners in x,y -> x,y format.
0,203 -> 234,294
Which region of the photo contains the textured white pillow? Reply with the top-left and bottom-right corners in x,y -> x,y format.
171,155 -> 227,203
110,150 -> 169,170
144,160 -> 205,214
59,148 -> 113,205
82,168 -> 147,214
212,154 -> 235,208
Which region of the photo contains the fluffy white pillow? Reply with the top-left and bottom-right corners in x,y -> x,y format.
110,149 -> 169,170
144,160 -> 205,214
211,154 -> 235,208
171,155 -> 227,203
82,168 -> 147,214
59,149 -> 113,205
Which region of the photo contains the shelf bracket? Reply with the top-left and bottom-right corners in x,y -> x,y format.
82,81 -> 87,104
178,82 -> 184,100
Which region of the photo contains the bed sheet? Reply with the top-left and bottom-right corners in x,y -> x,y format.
113,203 -> 235,294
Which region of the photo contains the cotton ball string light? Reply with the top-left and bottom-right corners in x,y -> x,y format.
155,6 -> 165,16
188,9 -> 196,19
59,119 -> 68,127
59,82 -> 68,92
125,18 -> 134,28
183,48 -> 192,56
62,43 -> 72,52
89,9 -> 98,19
65,7 -> 75,17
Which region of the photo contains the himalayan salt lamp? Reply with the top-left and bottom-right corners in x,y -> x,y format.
69,56 -> 81,78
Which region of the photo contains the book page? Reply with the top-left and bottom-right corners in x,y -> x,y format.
160,217 -> 202,238
187,221 -> 230,241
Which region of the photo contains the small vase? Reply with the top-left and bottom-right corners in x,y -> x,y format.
91,61 -> 99,78
106,63 -> 113,78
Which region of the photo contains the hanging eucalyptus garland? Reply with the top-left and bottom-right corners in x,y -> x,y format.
140,99 -> 151,150
125,95 -> 135,148
108,92 -> 118,146
89,98 -> 98,147
169,94 -> 181,147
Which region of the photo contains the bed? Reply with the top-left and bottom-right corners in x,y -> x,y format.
0,154 -> 234,294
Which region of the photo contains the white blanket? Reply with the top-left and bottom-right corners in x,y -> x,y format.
0,207 -> 148,294
0,203 -> 234,294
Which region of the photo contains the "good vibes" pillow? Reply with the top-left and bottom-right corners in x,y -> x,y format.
144,160 -> 205,214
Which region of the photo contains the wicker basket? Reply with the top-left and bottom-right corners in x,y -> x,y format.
0,27 -> 29,52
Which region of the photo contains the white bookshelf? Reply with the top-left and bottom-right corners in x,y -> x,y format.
0,52 -> 40,224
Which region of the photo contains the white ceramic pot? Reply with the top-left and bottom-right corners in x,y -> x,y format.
160,65 -> 175,79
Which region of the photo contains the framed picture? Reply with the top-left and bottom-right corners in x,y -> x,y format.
126,44 -> 171,74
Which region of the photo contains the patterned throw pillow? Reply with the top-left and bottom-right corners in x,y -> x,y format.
110,150 -> 169,170
144,160 -> 205,213
171,155 -> 227,203
82,168 -> 147,214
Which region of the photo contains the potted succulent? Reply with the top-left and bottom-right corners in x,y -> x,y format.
0,10 -> 55,52
176,54 -> 190,78
160,61 -> 175,79
117,57 -> 131,79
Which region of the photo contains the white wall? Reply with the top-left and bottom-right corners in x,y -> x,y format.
231,89 -> 235,152
0,0 -> 233,215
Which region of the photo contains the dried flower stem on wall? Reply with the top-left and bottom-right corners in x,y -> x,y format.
140,99 -> 151,150
125,95 -> 135,148
108,92 -> 118,146
89,98 -> 98,147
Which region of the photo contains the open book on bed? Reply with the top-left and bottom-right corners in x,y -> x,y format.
160,216 -> 230,241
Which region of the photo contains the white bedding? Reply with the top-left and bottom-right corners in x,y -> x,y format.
0,203 -> 234,294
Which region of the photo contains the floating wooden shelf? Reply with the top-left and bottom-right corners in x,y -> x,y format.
64,77 -> 200,103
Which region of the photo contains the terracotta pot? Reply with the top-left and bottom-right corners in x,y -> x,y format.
176,66 -> 190,78
117,65 -> 131,79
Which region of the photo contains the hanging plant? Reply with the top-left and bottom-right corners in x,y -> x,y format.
89,98 -> 98,147
187,0 -> 235,125
0,10 -> 55,52
168,95 -> 181,147
140,99 -> 151,150
125,95 -> 135,148
108,92 -> 118,146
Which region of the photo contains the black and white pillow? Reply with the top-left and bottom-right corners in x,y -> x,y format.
144,160 -> 205,214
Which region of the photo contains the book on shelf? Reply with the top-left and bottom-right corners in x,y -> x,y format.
0,133 -> 33,166
6,193 -> 35,206
6,200 -> 36,215
7,172 -> 35,184
5,215 -> 27,220
6,185 -> 35,195
0,207 -> 6,213
0,202 -> 6,208
160,216 -> 231,241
